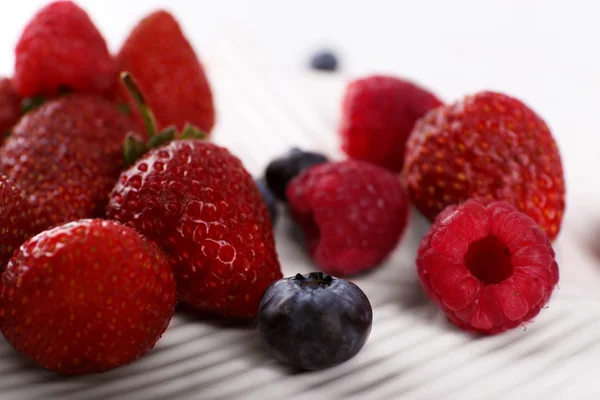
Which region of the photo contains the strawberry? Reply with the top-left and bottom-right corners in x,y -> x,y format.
106,73 -> 281,319
14,1 -> 116,97
339,75 -> 443,172
116,10 -> 215,134
0,219 -> 176,375
0,78 -> 23,138
287,160 -> 409,276
0,94 -> 137,231
0,175 -> 35,270
403,91 -> 565,240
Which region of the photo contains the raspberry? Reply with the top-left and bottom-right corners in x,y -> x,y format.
287,160 -> 409,276
403,91 -> 565,240
14,1 -> 116,97
416,199 -> 559,334
339,75 -> 442,172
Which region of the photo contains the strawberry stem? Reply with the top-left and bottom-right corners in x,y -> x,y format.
120,71 -> 158,138
119,71 -> 208,167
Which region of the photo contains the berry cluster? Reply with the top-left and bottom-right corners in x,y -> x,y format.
333,76 -> 562,334
261,74 -> 563,341
0,0 -> 564,378
0,1 -> 278,375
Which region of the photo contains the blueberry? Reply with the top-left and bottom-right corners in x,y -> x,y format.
257,272 -> 372,371
265,148 -> 328,202
310,50 -> 339,72
255,179 -> 278,225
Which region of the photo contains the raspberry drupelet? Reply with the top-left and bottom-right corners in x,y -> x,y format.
416,199 -> 559,334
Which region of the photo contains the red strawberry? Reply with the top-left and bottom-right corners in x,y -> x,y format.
0,78 -> 22,138
106,73 -> 280,319
116,10 -> 215,134
0,94 -> 136,231
0,219 -> 176,375
286,160 -> 409,276
14,1 -> 116,97
339,75 -> 442,173
403,91 -> 565,240
0,175 -> 35,270
416,199 -> 559,334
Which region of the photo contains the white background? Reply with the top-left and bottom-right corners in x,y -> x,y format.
0,1 -> 599,399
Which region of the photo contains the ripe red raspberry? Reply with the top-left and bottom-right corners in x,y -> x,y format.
286,160 -> 409,276
0,78 -> 22,138
14,1 -> 116,97
417,199 -> 559,334
339,75 -> 442,172
403,91 -> 565,240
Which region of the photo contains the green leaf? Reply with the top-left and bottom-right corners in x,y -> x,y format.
123,134 -> 149,167
179,124 -> 206,140
148,127 -> 176,149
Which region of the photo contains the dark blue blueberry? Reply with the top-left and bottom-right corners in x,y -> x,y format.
255,179 -> 278,225
310,50 -> 339,72
257,272 -> 372,371
265,148 -> 328,202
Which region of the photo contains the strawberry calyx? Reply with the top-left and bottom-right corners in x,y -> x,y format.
20,86 -> 74,115
120,71 -> 205,166
2,96 -> 45,139
21,95 -> 45,114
